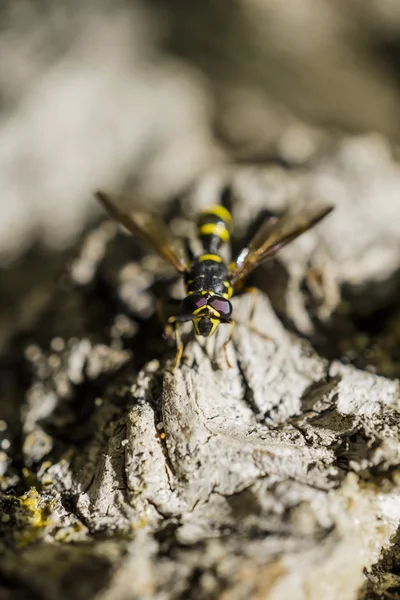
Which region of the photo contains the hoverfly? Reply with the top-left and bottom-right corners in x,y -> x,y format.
96,191 -> 333,369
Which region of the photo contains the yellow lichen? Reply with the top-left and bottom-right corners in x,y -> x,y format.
15,487 -> 53,546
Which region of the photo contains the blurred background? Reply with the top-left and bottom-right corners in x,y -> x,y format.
1,0 -> 400,357
2,0 -> 400,262
2,0 -> 400,364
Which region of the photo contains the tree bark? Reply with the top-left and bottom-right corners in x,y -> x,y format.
1,152 -> 400,600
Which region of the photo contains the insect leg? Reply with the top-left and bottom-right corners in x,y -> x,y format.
156,297 -> 169,328
165,319 -> 184,372
156,298 -> 182,338
221,319 -> 236,369
165,314 -> 194,371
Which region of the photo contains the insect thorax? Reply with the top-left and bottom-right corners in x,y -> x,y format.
185,255 -> 232,298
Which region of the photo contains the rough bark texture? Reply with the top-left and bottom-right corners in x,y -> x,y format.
1,159 -> 400,600
1,2 -> 400,600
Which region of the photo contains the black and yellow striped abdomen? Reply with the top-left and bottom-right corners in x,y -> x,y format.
185,253 -> 233,300
197,205 -> 233,254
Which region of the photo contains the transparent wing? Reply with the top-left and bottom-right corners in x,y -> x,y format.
96,191 -> 189,273
230,203 -> 333,286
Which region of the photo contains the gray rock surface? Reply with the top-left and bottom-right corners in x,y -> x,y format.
1,2 -> 400,599
1,174 -> 400,598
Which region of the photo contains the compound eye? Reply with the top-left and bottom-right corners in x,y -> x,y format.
208,297 -> 232,318
181,294 -> 207,315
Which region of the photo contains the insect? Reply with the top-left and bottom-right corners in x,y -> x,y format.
96,191 -> 333,369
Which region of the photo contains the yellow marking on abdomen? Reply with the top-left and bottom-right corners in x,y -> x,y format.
199,254 -> 222,263
200,205 -> 233,231
199,223 -> 230,242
